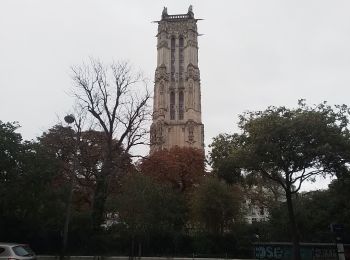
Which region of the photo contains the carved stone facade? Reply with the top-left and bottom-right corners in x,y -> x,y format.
150,6 -> 204,153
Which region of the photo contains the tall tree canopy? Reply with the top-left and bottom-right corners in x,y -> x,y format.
114,174 -> 186,248
39,125 -> 131,211
210,101 -> 350,260
71,59 -> 151,229
0,121 -> 22,180
190,177 -> 243,235
0,121 -> 64,249
266,175 -> 350,244
140,146 -> 205,192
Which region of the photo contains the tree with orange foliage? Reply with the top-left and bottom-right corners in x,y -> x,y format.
140,146 -> 205,192
39,125 -> 131,211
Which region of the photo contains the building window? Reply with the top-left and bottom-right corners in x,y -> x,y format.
171,37 -> 175,82
179,36 -> 184,81
260,207 -> 264,215
179,91 -> 184,120
170,91 -> 175,120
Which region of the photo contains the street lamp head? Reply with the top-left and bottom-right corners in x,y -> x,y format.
64,114 -> 75,124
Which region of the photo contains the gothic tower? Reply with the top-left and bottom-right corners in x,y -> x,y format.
150,6 -> 204,153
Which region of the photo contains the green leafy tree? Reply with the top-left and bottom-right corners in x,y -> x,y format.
209,134 -> 242,171
266,191 -> 332,243
210,134 -> 283,210
0,121 -> 64,250
210,101 -> 350,260
0,121 -> 22,182
327,176 -> 350,231
191,177 -> 243,235
113,173 -> 186,256
267,181 -> 350,243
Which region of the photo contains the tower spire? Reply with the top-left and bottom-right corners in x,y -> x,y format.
150,7 -> 204,153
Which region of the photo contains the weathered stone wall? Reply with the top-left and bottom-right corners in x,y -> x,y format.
150,8 -> 204,153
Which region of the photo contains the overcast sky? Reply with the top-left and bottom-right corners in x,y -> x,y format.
1,0 -> 350,189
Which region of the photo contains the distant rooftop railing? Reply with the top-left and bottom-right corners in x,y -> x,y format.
162,13 -> 194,20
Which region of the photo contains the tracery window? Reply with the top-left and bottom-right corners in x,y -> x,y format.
170,91 -> 175,120
171,37 -> 176,82
179,90 -> 184,120
179,36 -> 184,81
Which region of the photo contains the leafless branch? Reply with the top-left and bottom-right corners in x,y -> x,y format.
71,59 -> 151,157
258,167 -> 287,191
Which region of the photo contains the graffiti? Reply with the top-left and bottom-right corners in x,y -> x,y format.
255,246 -> 283,259
254,243 -> 349,260
312,248 -> 337,259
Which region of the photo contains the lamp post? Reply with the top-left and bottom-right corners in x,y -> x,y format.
61,115 -> 76,260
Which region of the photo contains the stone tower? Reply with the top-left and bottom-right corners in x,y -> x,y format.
150,6 -> 204,153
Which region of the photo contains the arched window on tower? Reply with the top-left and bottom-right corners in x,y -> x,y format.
170,91 -> 175,120
171,37 -> 176,82
179,91 -> 184,120
179,36 -> 184,81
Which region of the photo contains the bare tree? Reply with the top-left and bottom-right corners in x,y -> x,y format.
71,59 -> 151,230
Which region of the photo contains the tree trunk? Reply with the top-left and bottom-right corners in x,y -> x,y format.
138,242 -> 142,259
91,141 -> 124,231
285,187 -> 301,260
91,144 -> 113,231
61,177 -> 74,260
131,236 -> 135,260
92,173 -> 108,231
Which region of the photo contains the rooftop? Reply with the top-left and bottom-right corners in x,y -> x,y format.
161,6 -> 194,21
